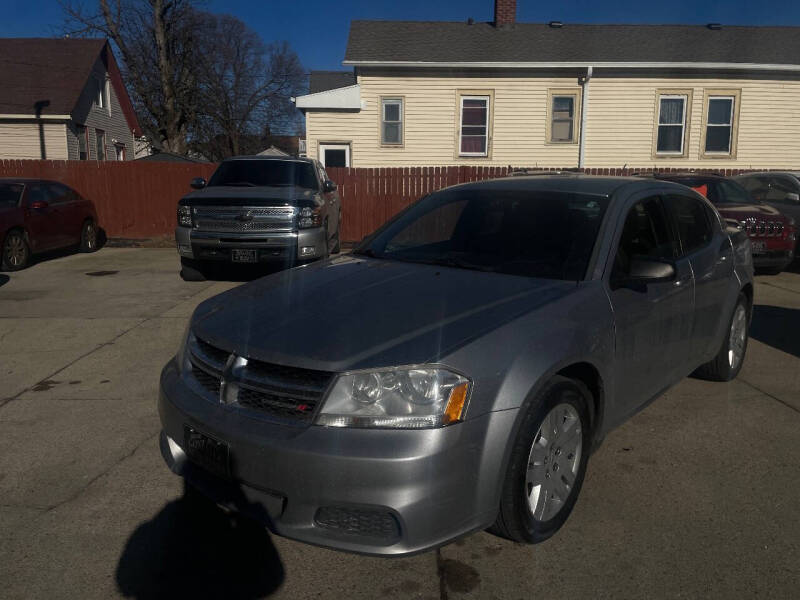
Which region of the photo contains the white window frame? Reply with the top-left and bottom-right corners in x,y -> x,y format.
459,95 -> 490,157
704,95 -> 734,155
656,94 -> 688,156
318,143 -> 350,167
381,97 -> 403,146
549,94 -> 578,143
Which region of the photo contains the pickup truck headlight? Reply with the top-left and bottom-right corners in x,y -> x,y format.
298,207 -> 322,229
315,367 -> 471,429
177,205 -> 193,227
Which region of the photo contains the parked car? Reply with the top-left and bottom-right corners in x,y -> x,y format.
176,156 -> 341,280
0,178 -> 100,271
734,172 -> 800,236
159,175 -> 753,555
652,173 -> 796,274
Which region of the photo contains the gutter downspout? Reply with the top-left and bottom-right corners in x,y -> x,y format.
578,66 -> 592,169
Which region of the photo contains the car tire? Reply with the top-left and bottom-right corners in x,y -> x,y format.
79,219 -> 99,253
490,375 -> 592,544
693,293 -> 749,382
180,257 -> 207,282
2,229 -> 30,271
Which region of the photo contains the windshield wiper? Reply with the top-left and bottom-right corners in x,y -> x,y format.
353,248 -> 379,258
223,181 -> 257,187
409,257 -> 496,273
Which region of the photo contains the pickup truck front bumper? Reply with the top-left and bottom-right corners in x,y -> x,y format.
175,226 -> 327,263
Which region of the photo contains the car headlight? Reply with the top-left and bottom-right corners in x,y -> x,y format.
298,206 -> 322,229
175,322 -> 194,374
177,205 -> 192,227
315,366 -> 471,429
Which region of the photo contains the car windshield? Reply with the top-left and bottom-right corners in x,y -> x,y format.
355,188 -> 610,280
0,183 -> 24,207
207,160 -> 318,189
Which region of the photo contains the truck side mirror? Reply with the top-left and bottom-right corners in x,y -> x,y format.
323,180 -> 337,193
190,177 -> 206,190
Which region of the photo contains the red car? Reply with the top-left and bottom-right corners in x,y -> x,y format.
653,173 -> 796,274
0,178 -> 100,271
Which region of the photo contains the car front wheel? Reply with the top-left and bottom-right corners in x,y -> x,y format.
490,375 -> 592,544
2,230 -> 30,271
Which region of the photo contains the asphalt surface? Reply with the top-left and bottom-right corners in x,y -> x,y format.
1,248 -> 798,599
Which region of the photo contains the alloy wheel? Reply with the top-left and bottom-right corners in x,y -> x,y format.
4,234 -> 26,267
84,222 -> 97,249
525,402 -> 583,522
728,304 -> 747,370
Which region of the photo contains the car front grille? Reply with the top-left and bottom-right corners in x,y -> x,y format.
740,218 -> 785,238
186,335 -> 334,423
193,206 -> 296,233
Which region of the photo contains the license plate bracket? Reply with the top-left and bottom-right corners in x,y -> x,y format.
184,425 -> 230,478
751,240 -> 767,254
231,249 -> 258,263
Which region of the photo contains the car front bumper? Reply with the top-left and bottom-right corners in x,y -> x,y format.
158,359 -> 515,556
751,248 -> 794,270
175,226 -> 327,262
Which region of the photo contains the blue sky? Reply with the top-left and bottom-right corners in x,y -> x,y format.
5,0 -> 800,71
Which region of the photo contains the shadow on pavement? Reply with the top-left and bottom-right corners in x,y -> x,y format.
116,480 -> 285,599
750,304 -> 800,358
0,274 -> 8,287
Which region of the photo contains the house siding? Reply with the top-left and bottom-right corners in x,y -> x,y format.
70,55 -> 135,160
304,70 -> 800,169
0,122 -> 68,160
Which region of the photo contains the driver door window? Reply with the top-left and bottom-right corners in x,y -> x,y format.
612,196 -> 677,280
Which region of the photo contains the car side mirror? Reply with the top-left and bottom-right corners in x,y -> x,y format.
29,200 -> 49,210
785,192 -> 800,203
323,180 -> 337,193
613,258 -> 676,291
190,177 -> 206,190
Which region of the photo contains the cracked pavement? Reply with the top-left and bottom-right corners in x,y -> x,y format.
1,249 -> 799,599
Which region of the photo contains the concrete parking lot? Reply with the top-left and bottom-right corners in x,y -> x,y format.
1,248 -> 799,599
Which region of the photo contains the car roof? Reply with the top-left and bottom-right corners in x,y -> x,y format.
442,173 -> 688,197
221,155 -> 315,164
735,171 -> 800,177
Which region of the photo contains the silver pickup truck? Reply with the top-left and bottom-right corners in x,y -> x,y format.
160,174 -> 753,555
176,156 -> 341,279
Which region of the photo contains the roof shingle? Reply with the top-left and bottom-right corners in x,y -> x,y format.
309,70 -> 356,94
344,21 -> 800,66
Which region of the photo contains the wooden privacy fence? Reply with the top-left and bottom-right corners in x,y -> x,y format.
0,160 -> 753,242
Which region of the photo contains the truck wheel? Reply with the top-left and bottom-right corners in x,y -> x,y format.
694,293 -> 749,382
490,376 -> 591,544
2,229 -> 30,271
180,257 -> 207,282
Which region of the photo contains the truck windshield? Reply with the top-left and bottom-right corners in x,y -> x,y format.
207,160 -> 318,189
355,188 -> 610,281
0,183 -> 23,207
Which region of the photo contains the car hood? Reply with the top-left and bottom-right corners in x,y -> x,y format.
191,255 -> 577,372
716,203 -> 785,220
180,185 -> 318,207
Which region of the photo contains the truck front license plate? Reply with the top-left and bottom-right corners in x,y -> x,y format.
750,241 -> 766,254
231,249 -> 257,263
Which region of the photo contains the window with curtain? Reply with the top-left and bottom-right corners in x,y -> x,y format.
460,96 -> 489,156
381,98 -> 403,145
657,96 -> 687,154
705,96 -> 734,153
550,95 -> 576,142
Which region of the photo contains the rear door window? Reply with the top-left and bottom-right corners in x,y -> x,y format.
0,183 -> 24,207
667,195 -> 713,255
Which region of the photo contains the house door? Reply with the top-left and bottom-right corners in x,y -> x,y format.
319,143 -> 350,167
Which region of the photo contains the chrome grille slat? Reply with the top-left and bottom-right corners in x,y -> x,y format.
187,336 -> 334,422
739,218 -> 785,238
193,205 -> 297,234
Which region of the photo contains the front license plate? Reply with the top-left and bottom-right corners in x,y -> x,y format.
751,241 -> 767,254
184,425 -> 230,478
231,249 -> 257,263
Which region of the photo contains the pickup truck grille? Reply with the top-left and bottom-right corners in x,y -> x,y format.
187,335 -> 334,423
740,218 -> 784,238
193,206 -> 296,233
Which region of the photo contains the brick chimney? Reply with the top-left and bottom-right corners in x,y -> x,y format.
494,0 -> 517,28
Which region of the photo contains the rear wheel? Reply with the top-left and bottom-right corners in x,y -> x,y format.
694,293 -> 749,381
490,376 -> 592,544
2,230 -> 30,271
79,220 -> 99,253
